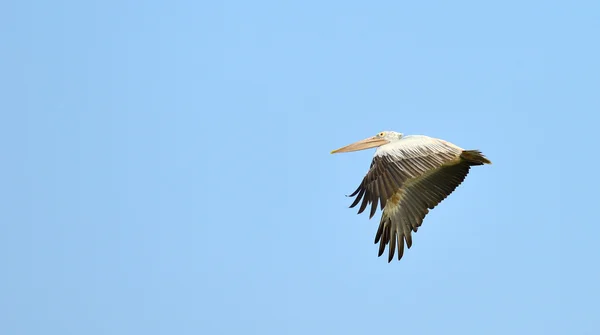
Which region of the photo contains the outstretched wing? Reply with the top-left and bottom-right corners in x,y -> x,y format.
348,136 -> 470,261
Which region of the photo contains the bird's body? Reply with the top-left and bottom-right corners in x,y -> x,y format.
331,131 -> 491,262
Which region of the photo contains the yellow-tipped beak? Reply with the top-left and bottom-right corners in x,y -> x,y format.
331,136 -> 390,154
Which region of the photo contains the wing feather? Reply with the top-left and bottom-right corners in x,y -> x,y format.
349,187 -> 365,208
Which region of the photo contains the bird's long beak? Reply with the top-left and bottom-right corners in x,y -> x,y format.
331,136 -> 390,154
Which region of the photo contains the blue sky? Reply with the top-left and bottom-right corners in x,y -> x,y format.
1,0 -> 599,334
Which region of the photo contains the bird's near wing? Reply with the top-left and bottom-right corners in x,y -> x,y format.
348,136 -> 483,262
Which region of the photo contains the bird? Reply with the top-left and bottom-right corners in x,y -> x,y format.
331,131 -> 491,262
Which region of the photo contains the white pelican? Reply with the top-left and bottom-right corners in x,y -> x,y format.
331,131 -> 491,262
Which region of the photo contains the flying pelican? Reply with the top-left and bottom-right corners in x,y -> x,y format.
331,131 -> 491,262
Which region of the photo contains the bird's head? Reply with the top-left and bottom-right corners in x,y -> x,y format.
331,131 -> 403,154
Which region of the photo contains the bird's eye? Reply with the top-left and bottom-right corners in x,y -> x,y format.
378,132 -> 386,137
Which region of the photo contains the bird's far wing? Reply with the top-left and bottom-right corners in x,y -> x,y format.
347,153 -> 407,219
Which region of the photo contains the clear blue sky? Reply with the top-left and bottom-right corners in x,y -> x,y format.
1,0 -> 598,334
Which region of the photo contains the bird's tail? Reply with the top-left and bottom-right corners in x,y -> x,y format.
461,150 -> 492,165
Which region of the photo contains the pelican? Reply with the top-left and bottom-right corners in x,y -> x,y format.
331,131 -> 491,262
